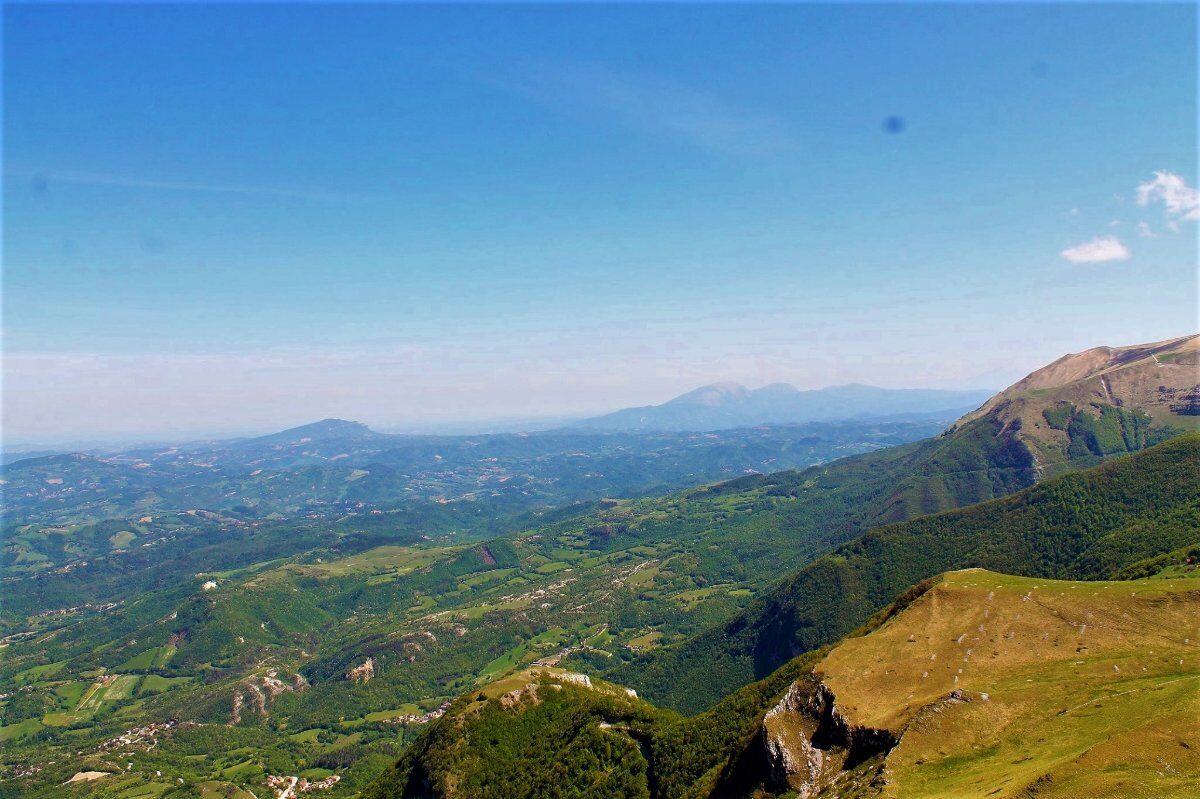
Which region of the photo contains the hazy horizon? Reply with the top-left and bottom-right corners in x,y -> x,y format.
4,4 -> 1197,444
2,375 -> 1007,450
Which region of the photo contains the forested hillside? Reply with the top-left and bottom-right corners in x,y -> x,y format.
364,569 -> 1200,799
1,417 -> 947,528
613,433 -> 1200,711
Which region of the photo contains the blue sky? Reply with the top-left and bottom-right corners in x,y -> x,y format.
3,3 -> 1197,443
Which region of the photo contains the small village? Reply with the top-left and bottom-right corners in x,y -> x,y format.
96,719 -> 187,753
381,700 -> 453,726
266,773 -> 341,797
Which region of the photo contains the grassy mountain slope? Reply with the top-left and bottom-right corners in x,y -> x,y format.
744,569 -> 1200,799
363,569 -> 1200,799
610,433 -> 1200,712
865,333 -> 1198,523
660,335 -> 1198,547
950,333 -> 1198,474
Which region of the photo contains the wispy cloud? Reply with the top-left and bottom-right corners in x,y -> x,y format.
1137,221 -> 1155,238
481,61 -> 800,158
7,169 -> 356,203
1136,170 -> 1200,223
1060,235 -> 1130,264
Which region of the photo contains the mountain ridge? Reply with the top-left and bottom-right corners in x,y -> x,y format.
944,332 -> 1198,478
585,334 -> 1199,711
610,431 -> 1200,713
237,417 -> 381,446
363,567 -> 1200,799
577,383 -> 996,432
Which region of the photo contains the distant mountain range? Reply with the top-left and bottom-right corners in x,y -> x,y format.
575,382 -> 996,432
0,415 -> 956,529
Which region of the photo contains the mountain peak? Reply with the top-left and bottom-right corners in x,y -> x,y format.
295,418 -> 373,435
665,382 -> 751,407
940,333 -> 1199,477
956,333 -> 1199,431
577,382 -> 994,432
1009,334 -> 1197,396
253,418 -> 377,445
751,382 -> 802,398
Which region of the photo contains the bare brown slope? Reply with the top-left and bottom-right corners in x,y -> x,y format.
984,334 -> 1196,399
947,333 -> 1198,474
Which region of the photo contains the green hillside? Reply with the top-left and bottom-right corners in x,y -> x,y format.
612,433 -> 1200,712
363,569 -> 1200,799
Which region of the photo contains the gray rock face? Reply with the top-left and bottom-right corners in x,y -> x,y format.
761,679 -> 897,797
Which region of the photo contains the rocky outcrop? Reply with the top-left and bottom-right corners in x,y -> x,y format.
757,679 -> 989,797
499,683 -> 540,709
557,672 -> 592,689
347,657 -> 375,683
761,680 -> 897,797
230,670 -> 306,724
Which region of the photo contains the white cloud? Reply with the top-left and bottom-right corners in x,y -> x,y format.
1060,236 -> 1131,264
1136,171 -> 1200,222
1137,221 -> 1155,238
